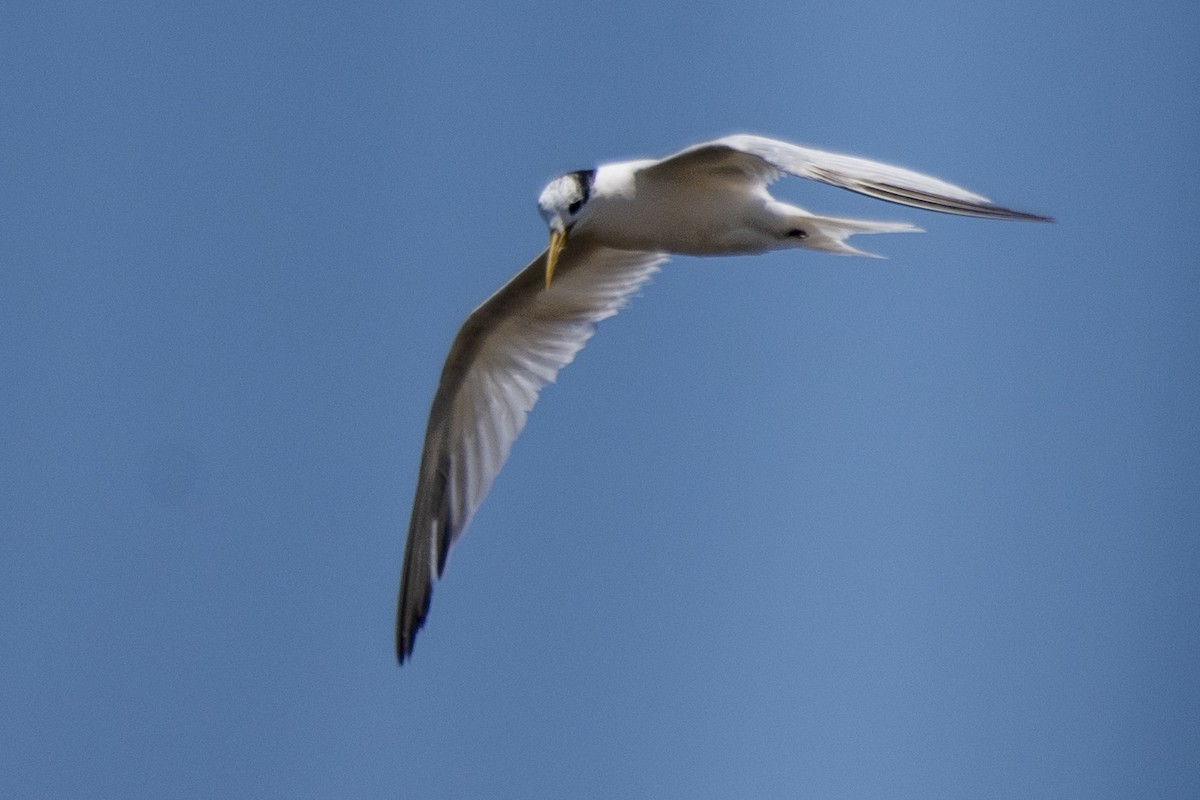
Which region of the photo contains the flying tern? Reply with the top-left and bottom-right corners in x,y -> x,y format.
395,134 -> 1050,663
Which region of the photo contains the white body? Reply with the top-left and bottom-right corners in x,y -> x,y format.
585,160 -> 801,254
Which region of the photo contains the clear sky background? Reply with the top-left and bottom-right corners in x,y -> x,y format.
3,2 -> 1197,798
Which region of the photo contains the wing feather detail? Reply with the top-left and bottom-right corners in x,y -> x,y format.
650,134 -> 1052,222
396,242 -> 666,662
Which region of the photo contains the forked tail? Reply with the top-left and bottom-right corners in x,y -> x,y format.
796,214 -> 923,258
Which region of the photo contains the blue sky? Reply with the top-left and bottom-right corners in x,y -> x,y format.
3,2 -> 1198,797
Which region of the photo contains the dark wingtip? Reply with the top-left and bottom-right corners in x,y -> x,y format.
396,633 -> 412,665
987,204 -> 1055,223
396,581 -> 434,665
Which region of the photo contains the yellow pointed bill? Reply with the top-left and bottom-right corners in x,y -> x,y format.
545,229 -> 567,288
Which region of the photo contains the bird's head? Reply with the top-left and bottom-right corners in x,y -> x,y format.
537,169 -> 595,287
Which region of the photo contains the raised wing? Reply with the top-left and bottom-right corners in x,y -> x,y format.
648,134 -> 1053,222
397,241 -> 667,662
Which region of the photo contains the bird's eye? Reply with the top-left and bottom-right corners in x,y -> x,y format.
568,198 -> 584,215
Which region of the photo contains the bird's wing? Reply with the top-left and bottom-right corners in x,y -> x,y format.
643,134 -> 1052,222
397,241 -> 667,662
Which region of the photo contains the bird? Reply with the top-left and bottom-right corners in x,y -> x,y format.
395,134 -> 1051,663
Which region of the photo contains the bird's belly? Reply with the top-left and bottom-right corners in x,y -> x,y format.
585,192 -> 774,255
